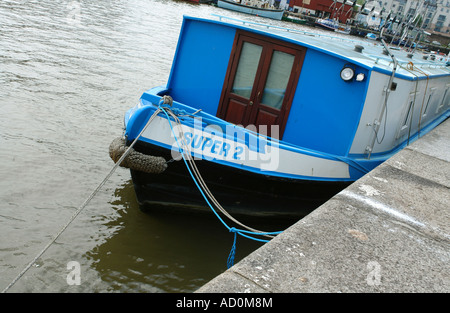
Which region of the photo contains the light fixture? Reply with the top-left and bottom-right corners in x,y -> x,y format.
356,73 -> 365,82
340,66 -> 355,82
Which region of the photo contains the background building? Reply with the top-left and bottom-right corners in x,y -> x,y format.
289,0 -> 356,23
288,0 -> 450,44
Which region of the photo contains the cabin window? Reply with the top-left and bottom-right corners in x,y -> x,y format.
436,85 -> 449,113
217,31 -> 306,139
422,87 -> 436,117
396,92 -> 417,139
402,100 -> 413,127
231,42 -> 263,99
261,51 -> 295,110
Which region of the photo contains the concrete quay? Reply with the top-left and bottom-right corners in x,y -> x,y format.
197,118 -> 450,293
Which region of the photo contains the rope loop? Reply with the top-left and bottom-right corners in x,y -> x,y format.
159,95 -> 173,106
407,61 -> 415,71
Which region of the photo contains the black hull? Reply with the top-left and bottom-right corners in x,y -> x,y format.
315,23 -> 336,32
129,141 -> 351,219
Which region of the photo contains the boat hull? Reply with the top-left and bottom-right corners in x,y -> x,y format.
315,23 -> 336,31
129,141 -> 351,219
217,0 -> 284,20
282,15 -> 307,25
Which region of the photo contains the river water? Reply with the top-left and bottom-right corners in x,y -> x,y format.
0,0 -> 336,293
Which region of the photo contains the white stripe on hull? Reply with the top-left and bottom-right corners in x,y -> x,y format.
140,116 -> 350,179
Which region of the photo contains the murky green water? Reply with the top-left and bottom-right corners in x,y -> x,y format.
0,0 -> 330,292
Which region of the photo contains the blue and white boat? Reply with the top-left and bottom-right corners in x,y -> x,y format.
315,18 -> 339,31
366,33 -> 377,40
315,18 -> 350,34
110,15 -> 450,219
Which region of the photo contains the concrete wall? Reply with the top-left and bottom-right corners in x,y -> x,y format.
197,118 -> 449,293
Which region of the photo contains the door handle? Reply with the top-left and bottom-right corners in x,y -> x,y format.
249,101 -> 253,106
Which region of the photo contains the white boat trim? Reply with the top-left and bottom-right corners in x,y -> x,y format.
137,115 -> 351,180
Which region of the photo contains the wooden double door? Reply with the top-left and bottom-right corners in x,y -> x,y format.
217,30 -> 306,139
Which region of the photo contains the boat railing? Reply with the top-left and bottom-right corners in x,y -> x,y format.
369,54 -> 449,69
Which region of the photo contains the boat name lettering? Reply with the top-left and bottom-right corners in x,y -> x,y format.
183,131 -> 244,160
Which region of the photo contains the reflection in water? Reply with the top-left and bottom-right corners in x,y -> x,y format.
87,180 -> 265,292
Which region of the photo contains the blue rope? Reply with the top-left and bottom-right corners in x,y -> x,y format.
168,107 -> 188,116
227,228 -> 237,269
156,101 -> 283,267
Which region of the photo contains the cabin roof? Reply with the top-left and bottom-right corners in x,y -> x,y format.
185,15 -> 450,80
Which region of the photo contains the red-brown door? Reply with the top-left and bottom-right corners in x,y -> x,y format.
217,31 -> 305,139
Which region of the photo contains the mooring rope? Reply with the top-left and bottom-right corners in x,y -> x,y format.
156,99 -> 283,267
163,107 -> 281,237
1,107 -> 163,293
166,109 -> 277,238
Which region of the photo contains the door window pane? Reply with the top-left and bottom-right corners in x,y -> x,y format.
261,50 -> 295,110
231,42 -> 262,99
